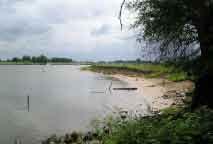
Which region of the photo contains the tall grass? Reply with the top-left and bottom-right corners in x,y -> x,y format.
93,107 -> 213,144
85,63 -> 191,82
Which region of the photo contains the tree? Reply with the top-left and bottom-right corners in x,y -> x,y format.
37,55 -> 48,64
122,0 -> 213,108
136,58 -> 141,63
51,57 -> 72,63
22,55 -> 31,62
32,56 -> 37,63
12,57 -> 21,63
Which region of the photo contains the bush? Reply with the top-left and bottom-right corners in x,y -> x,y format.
84,63 -> 193,82
95,107 -> 213,144
43,107 -> 213,144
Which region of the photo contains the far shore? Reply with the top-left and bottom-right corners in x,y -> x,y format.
0,62 -> 83,65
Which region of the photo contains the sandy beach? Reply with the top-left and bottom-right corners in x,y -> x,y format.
110,74 -> 194,112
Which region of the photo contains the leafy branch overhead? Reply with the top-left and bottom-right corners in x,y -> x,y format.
120,0 -> 213,108
119,0 -> 126,31
119,0 -> 213,59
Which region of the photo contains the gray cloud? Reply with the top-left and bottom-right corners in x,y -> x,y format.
0,20 -> 50,41
0,0 -> 50,42
0,0 -> 139,61
91,24 -> 111,36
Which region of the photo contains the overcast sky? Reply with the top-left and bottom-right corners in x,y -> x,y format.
0,0 -> 140,61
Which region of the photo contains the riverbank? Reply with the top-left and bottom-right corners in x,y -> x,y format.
83,64 -> 194,112
83,63 -> 193,82
43,64 -> 213,144
111,74 -> 193,112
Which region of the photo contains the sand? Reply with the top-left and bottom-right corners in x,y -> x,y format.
110,74 -> 194,112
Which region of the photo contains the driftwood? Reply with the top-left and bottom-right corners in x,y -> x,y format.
27,95 -> 30,112
90,91 -> 105,94
113,88 -> 138,91
14,138 -> 22,144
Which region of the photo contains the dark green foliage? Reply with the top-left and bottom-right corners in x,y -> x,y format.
12,57 -> 21,63
22,55 -> 48,64
99,107 -> 213,144
85,61 -> 194,82
126,0 -> 213,59
43,107 -> 213,144
25,55 -> 48,64
136,58 -> 141,63
51,57 -> 72,63
1,55 -> 73,64
126,3 -> 213,112
22,55 -> 31,62
37,55 -> 48,64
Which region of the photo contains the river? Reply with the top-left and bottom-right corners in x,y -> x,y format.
0,65 -> 149,143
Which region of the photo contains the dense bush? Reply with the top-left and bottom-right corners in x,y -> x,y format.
96,107 -> 213,144
43,107 -> 213,144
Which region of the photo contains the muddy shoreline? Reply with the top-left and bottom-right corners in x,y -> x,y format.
110,74 -> 194,112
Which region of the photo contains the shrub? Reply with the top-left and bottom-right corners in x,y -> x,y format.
95,107 -> 213,144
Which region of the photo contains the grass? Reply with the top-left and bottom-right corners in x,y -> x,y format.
84,63 -> 192,82
0,61 -> 33,65
44,60 -> 213,144
43,59 -> 212,144
43,106 -> 213,144
93,107 -> 213,144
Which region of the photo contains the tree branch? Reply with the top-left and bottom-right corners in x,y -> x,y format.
119,0 -> 126,31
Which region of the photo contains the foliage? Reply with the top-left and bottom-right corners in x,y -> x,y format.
97,107 -> 213,144
0,55 -> 73,64
22,55 -> 31,62
51,57 -> 73,63
12,57 -> 21,63
85,61 -> 194,82
35,55 -> 48,64
43,106 -> 213,144
125,0 -> 213,59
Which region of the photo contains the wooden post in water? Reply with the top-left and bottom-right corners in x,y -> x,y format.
108,81 -> 112,93
14,138 -> 22,144
27,95 -> 30,112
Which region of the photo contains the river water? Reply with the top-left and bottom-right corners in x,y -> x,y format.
0,65 -> 149,143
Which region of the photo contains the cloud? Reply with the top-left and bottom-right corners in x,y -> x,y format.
0,0 -> 139,60
0,0 -> 50,42
91,24 -> 111,36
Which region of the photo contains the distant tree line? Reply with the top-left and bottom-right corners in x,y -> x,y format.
97,58 -> 155,64
6,55 -> 72,64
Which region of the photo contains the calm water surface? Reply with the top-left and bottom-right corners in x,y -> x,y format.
0,65 -> 148,143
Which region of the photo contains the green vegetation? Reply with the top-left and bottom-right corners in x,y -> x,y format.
43,107 -> 213,144
44,0 -> 213,143
0,61 -> 35,65
124,0 -> 213,108
98,107 -> 213,144
43,60 -> 213,144
0,55 -> 73,65
84,62 -> 194,82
